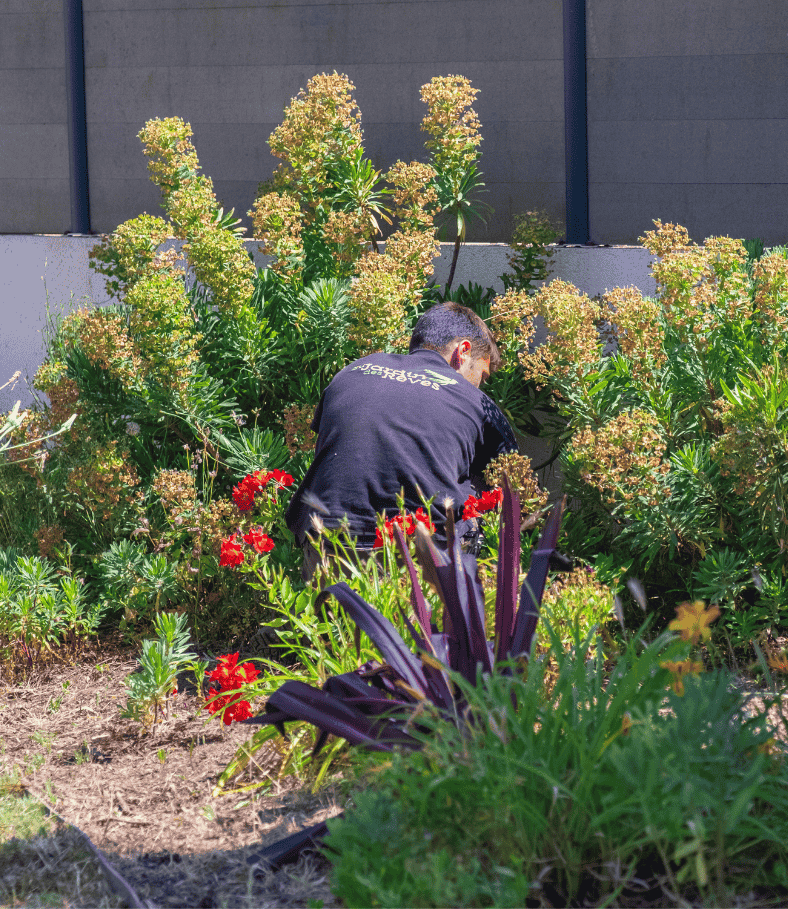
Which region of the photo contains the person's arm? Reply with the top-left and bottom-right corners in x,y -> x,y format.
469,395 -> 518,492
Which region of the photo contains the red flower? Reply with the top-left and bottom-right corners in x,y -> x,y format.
462,488 -> 502,520
269,469 -> 294,487
414,508 -> 435,533
373,508 -> 435,548
207,652 -> 261,688
231,474 -> 261,511
243,527 -> 275,553
223,699 -> 253,724
219,534 -> 244,567
205,653 -> 260,725
232,469 -> 293,510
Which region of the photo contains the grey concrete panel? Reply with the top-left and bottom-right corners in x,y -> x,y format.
588,119 -> 788,185
588,182 -> 788,246
83,1 -> 562,69
589,54 -> 788,122
0,69 -> 67,124
88,179 -> 166,233
85,121 -> 154,182
0,235 -> 109,414
484,119 -> 565,183
84,0 -> 470,8
83,58 -> 564,127
0,125 -> 70,179
187,122 -> 278,183
0,179 -> 70,233
0,0 -> 60,11
587,0 -> 788,58
0,10 -> 65,68
484,179 -> 566,235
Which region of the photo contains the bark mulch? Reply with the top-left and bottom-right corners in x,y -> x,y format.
0,644 -> 342,908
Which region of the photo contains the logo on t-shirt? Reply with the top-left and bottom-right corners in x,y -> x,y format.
352,363 -> 458,391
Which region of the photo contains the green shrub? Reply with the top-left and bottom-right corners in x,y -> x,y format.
490,223 -> 788,636
121,611 -> 196,731
326,622 -> 788,907
2,72 -> 528,640
501,208 -> 561,294
0,551 -> 103,673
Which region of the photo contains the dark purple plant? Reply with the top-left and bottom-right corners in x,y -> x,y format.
244,476 -> 565,867
248,476 -> 565,751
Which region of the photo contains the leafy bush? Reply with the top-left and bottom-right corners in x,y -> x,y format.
326,623 -> 788,907
121,611 -> 195,731
1,72 -> 536,646
501,208 -> 561,294
490,223 -> 788,636
0,552 -> 102,674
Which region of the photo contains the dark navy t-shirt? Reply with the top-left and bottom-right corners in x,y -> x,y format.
285,349 -> 518,546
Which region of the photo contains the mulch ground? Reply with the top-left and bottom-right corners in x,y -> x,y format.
0,643 -> 342,907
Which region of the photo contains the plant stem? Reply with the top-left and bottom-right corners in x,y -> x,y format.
446,234 -> 462,294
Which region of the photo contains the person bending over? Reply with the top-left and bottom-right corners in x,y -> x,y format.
285,302 -> 518,576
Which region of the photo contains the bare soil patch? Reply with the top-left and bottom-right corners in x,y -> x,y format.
0,645 -> 341,907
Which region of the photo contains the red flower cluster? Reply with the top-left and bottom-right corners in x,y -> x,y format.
243,526 -> 274,553
373,508 -> 435,549
220,534 -> 244,567
219,527 -> 275,566
231,469 -> 294,512
205,652 -> 260,726
462,487 -> 503,520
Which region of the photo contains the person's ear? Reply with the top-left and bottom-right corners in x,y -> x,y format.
456,339 -> 472,366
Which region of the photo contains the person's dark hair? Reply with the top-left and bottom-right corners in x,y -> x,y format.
409,302 -> 501,372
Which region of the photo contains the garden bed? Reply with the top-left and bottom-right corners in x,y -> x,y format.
0,645 -> 340,907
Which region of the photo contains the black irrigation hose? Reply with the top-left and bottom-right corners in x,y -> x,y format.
23,788 -> 147,909
25,786 -> 335,905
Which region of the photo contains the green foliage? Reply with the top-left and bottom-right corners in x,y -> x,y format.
537,567 -> 614,652
121,611 -> 196,731
496,223 -> 788,636
0,70 -> 545,654
213,538 -> 417,794
95,539 -> 181,630
326,623 -> 788,907
0,551 -> 103,671
501,209 -> 561,294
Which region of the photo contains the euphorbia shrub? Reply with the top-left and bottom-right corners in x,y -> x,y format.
491,222 -> 788,640
1,71 -> 522,644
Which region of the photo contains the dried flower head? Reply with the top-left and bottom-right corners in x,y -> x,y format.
152,469 -> 197,526
250,189 -> 305,281
518,281 -> 601,384
282,403 -> 316,455
268,73 -> 363,203
34,524 -> 65,560
420,75 -> 481,172
483,453 -> 548,513
570,409 -> 669,508
601,286 -> 666,379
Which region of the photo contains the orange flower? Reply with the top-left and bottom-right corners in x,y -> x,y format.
669,601 -> 720,645
660,659 -> 704,696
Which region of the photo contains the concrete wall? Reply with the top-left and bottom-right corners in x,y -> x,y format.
0,235 -> 654,415
2,1 -> 785,244
587,0 -> 788,245
1,0 -> 566,240
0,0 -> 71,232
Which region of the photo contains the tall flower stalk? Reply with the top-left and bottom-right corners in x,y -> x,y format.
420,75 -> 486,292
